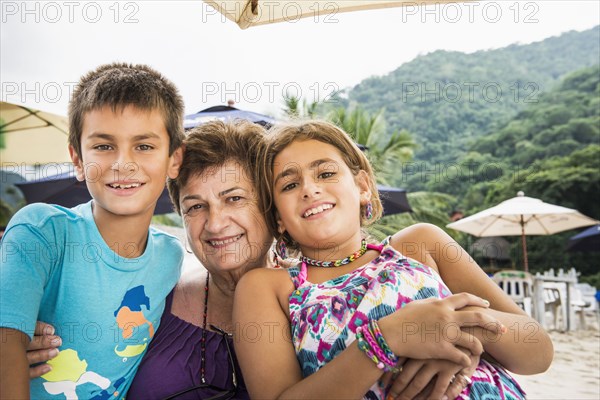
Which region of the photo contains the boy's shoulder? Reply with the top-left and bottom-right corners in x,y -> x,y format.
7,202 -> 90,230
147,225 -> 184,250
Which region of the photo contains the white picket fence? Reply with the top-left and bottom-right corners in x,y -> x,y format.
494,268 -> 597,331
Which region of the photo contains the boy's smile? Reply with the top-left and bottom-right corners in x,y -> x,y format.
70,105 -> 181,222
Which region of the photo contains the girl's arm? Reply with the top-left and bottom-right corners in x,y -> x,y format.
234,268 -> 503,399
233,268 -> 382,399
390,223 -> 553,375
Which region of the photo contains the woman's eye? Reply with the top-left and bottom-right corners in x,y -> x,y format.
184,204 -> 204,216
228,196 -> 242,202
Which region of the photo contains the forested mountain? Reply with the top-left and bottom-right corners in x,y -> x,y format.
346,26 -> 600,182
433,65 -> 599,214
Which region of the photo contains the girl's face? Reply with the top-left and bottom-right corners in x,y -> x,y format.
272,139 -> 370,253
180,160 -> 273,274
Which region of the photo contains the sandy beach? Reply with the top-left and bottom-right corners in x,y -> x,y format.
514,328 -> 600,400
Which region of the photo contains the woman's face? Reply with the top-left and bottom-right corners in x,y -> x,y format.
179,160 -> 272,274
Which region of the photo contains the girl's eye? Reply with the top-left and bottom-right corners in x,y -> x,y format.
282,182 -> 297,192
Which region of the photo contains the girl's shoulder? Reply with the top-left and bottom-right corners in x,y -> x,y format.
390,223 -> 448,248
389,223 -> 450,269
237,267 -> 295,299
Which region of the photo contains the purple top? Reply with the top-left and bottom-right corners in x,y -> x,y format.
127,290 -> 249,399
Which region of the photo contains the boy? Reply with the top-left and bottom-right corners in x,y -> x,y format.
0,63 -> 184,398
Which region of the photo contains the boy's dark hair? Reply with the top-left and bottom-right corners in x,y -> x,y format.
68,62 -> 184,156
167,120 -> 267,215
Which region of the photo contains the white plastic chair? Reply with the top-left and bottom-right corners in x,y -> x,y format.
492,270 -> 534,316
542,285 -> 563,330
571,287 -> 591,329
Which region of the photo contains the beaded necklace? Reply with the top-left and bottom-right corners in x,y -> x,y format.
300,239 -> 368,268
200,272 -> 210,383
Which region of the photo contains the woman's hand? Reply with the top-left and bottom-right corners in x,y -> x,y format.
379,293 -> 504,368
383,349 -> 479,400
27,321 -> 61,379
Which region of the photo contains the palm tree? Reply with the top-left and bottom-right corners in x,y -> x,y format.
282,95 -> 320,119
367,191 -> 458,241
327,107 -> 415,186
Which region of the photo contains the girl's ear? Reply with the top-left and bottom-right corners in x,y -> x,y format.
69,145 -> 85,182
276,212 -> 286,235
356,170 -> 372,205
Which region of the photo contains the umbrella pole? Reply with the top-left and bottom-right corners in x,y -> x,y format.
521,215 -> 529,272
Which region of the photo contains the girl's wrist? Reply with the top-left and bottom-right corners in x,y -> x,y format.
376,316 -> 402,356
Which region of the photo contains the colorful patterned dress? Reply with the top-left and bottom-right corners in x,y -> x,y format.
287,237 -> 525,399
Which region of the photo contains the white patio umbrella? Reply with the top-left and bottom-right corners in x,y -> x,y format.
203,0 -> 470,29
0,101 -> 71,166
447,191 -> 599,272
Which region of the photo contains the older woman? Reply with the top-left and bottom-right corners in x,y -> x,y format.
126,120 -> 273,399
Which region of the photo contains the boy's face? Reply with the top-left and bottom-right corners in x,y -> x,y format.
70,105 -> 181,220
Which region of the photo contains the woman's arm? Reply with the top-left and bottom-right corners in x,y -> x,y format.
26,321 -> 61,379
1,328 -> 31,398
390,223 -> 553,375
234,268 -> 503,399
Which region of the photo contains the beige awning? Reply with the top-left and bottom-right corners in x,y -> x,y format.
203,0 -> 470,29
0,101 -> 71,166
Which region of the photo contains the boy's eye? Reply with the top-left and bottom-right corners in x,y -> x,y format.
94,144 -> 112,151
318,171 -> 336,179
138,144 -> 153,151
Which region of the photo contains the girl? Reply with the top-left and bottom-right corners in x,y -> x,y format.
233,121 -> 553,399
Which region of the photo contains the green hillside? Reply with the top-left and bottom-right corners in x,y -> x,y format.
347,26 -> 600,183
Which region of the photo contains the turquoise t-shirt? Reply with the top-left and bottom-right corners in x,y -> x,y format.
0,201 -> 183,399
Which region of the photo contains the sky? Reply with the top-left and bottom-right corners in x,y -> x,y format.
1,0 -> 599,118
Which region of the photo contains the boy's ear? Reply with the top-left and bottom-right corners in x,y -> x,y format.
356,170 -> 372,205
69,145 -> 85,182
167,146 -> 184,180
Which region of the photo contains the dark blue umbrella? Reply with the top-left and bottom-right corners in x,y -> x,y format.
184,106 -> 276,129
15,172 -> 175,215
378,185 -> 411,216
568,224 -> 600,252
